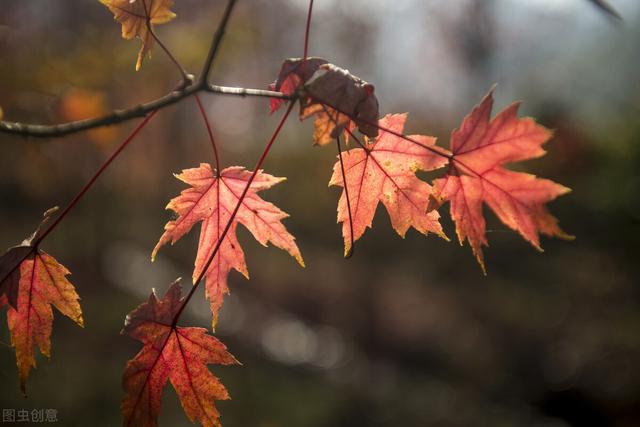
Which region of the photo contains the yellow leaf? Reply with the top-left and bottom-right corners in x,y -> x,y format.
100,0 -> 176,70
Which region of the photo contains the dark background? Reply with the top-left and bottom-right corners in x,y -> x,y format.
1,0 -> 639,426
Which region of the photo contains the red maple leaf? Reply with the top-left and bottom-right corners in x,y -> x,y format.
432,89 -> 573,272
329,113 -> 448,256
0,208 -> 83,393
121,280 -> 238,427
152,164 -> 304,327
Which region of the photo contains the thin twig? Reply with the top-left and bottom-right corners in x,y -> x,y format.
316,92 -> 512,190
206,85 -> 292,98
34,111 -> 158,245
307,92 -> 453,160
336,135 -> 355,258
587,0 -> 623,20
319,103 -> 369,151
303,0 -> 314,61
0,112 -> 158,291
147,22 -> 194,87
199,0 -> 238,85
194,94 -> 221,173
141,0 -> 193,85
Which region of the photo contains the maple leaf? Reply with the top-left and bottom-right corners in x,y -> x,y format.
432,88 -> 573,272
269,58 -> 379,145
152,164 -> 304,327
0,208 -> 83,393
122,280 -> 238,427
100,0 -> 176,71
329,113 -> 448,256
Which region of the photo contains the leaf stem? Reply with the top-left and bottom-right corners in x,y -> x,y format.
140,0 -> 192,85
199,0 -> 238,86
194,94 -> 221,174
324,96 -> 489,183
139,0 -> 191,84
308,91 -> 454,160
336,135 -> 354,258
303,0 -> 314,61
147,22 -> 194,87
0,112 -> 157,288
320,103 -> 369,152
34,111 -> 158,247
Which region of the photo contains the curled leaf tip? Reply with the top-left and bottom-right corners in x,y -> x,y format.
344,246 -> 354,259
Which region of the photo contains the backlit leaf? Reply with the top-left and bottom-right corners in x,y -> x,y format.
152,164 -> 304,328
121,280 -> 238,427
329,113 -> 448,256
433,89 -> 573,272
0,208 -> 83,393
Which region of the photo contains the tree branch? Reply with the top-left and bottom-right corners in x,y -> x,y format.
0,85 -> 294,139
199,0 -> 238,85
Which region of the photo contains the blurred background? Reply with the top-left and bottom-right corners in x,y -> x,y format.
1,0 -> 639,425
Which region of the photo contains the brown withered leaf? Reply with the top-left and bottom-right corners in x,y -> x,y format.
268,58 -> 379,145
301,63 -> 379,145
268,57 -> 329,113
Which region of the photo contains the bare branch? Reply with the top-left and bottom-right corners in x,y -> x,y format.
0,86 -> 293,139
199,0 -> 238,85
587,0 -> 623,20
206,85 -> 292,98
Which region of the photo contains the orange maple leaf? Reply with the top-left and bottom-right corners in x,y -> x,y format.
0,208 -> 83,393
100,0 -> 176,71
152,164 -> 304,327
121,280 -> 238,427
329,113 -> 448,257
433,89 -> 573,272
